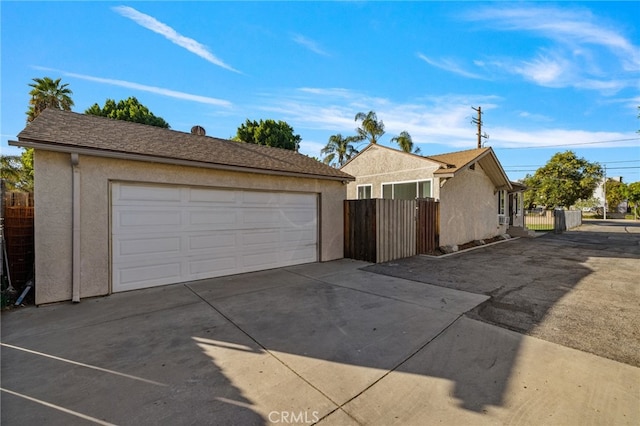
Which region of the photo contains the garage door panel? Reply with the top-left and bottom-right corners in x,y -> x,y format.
242,209 -> 282,226
112,183 -> 318,292
280,210 -> 318,226
242,191 -> 279,205
116,209 -> 182,229
116,262 -> 183,291
115,236 -> 182,257
188,256 -> 239,277
283,245 -> 318,261
188,209 -> 238,227
282,229 -> 317,243
241,251 -> 281,268
115,185 -> 182,203
241,230 -> 280,245
189,187 -> 237,203
188,232 -> 237,251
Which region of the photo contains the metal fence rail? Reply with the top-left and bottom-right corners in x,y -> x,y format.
524,210 -> 554,231
525,209 -> 583,233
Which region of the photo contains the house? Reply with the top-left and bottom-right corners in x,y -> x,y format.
593,176 -> 628,216
10,109 -> 354,305
340,143 -> 525,247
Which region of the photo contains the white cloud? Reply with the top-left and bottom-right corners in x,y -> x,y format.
417,53 -> 484,79
490,128 -> 638,149
32,66 -> 232,107
113,6 -> 240,73
513,53 -> 569,87
517,111 -> 554,123
249,87 -> 638,156
461,5 -> 640,93
467,6 -> 640,68
291,34 -> 330,56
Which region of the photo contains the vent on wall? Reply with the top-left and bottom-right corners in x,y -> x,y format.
191,125 -> 206,136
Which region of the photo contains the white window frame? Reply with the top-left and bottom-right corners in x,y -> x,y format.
498,190 -> 506,215
381,179 -> 433,200
356,184 -> 372,199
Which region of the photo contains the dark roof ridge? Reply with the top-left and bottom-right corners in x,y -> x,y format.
13,109 -> 354,181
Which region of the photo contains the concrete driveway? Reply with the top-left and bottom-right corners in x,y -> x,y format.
367,219 -> 640,367
2,257 -> 639,424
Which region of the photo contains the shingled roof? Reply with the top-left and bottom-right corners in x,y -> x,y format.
12,109 -> 354,182
425,147 -> 491,174
341,143 -> 511,190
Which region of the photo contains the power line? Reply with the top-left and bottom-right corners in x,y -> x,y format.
505,159 -> 640,167
496,137 -> 640,150
504,166 -> 640,173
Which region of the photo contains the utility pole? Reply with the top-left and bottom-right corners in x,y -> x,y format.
471,106 -> 489,148
603,165 -> 607,220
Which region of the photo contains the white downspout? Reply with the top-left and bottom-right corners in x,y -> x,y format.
71,153 -> 81,303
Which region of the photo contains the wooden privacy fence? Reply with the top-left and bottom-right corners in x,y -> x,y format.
2,192 -> 35,291
344,198 -> 439,263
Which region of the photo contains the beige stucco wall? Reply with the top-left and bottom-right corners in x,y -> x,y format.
341,145 -> 441,199
34,150 -> 347,305
439,164 -> 508,246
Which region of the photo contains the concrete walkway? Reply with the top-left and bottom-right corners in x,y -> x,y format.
1,260 -> 638,425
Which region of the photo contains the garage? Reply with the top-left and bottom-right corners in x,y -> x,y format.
112,182 -> 318,292
13,109 -> 353,305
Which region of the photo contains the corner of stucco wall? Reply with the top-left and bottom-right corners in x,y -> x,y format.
34,150 -> 73,304
320,180 -> 347,261
438,167 -> 501,246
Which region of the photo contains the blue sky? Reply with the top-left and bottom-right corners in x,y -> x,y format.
2,1 -> 639,183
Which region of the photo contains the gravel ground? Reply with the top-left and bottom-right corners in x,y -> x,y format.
365,220 -> 640,367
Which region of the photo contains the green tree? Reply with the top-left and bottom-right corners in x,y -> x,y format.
85,97 -> 170,128
522,151 -> 603,209
233,119 -> 301,151
605,179 -> 627,213
391,131 -> 421,154
624,181 -> 640,219
26,77 -> 74,123
573,197 -> 599,212
0,155 -> 30,191
354,111 -> 385,144
321,134 -> 359,168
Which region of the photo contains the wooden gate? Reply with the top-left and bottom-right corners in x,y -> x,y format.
416,198 -> 440,254
344,198 -> 439,263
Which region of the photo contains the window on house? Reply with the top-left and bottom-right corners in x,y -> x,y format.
381,180 -> 432,200
357,184 -> 372,199
418,181 -> 431,198
498,190 -> 506,215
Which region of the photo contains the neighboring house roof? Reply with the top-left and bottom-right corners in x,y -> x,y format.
428,147 -> 512,190
11,109 -> 354,182
509,181 -> 527,192
342,143 -> 512,190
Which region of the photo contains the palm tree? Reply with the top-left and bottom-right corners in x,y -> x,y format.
321,134 -> 359,168
26,77 -> 74,123
391,131 -> 421,154
354,111 -> 385,144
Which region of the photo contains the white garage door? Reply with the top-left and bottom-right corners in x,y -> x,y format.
112,182 -> 318,292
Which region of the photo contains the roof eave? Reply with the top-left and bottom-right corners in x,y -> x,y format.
10,139 -> 355,183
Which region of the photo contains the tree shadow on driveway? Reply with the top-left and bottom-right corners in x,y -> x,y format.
1,220 -> 638,425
